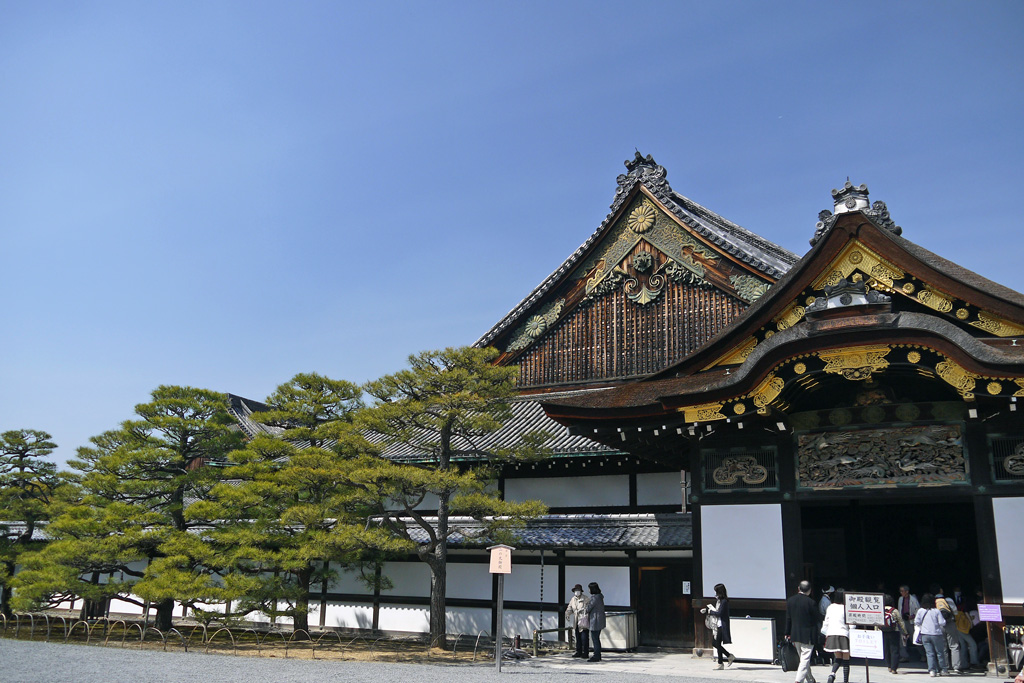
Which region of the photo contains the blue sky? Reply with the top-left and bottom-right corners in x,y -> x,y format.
2,1 -> 1023,468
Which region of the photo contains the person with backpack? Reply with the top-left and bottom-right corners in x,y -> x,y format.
916,593 -> 950,677
882,593 -> 907,674
932,584 -> 964,672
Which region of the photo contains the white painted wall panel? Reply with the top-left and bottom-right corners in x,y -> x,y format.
380,561 -> 431,597
326,564 -> 374,595
108,598 -> 144,615
701,503 -> 785,599
448,607 -> 491,637
505,475 -> 628,507
993,496 -> 1024,602
323,602 -> 374,629
502,609 -> 559,643
564,565 -> 630,606
445,562 -> 492,600
504,564 -> 547,603
378,605 -> 429,632
637,471 -> 683,506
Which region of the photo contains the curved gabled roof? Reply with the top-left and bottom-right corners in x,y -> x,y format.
476,153 -> 797,349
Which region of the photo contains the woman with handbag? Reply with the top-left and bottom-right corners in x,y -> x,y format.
915,593 -> 950,677
701,583 -> 735,670
565,583 -> 590,659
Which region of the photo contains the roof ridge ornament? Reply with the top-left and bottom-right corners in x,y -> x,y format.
612,151 -> 669,210
810,181 -> 903,245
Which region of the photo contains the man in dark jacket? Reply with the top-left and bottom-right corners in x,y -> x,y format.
786,580 -> 823,683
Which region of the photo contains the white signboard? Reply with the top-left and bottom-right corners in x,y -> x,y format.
978,603 -> 1002,622
487,544 -> 513,574
845,592 -> 885,626
850,629 -> 884,659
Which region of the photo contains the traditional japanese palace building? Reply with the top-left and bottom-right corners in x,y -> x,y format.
104,153 -> 1024,659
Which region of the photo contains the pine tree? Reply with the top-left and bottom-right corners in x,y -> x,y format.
346,346 -> 549,649
0,429 -> 60,617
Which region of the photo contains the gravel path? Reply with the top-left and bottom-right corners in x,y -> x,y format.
0,639 -> 717,683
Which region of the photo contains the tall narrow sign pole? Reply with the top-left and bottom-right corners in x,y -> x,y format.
488,544 -> 514,673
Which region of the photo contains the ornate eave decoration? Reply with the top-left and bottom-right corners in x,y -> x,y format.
611,152 -> 670,213
506,299 -> 565,352
712,456 -> 769,486
818,345 -> 892,381
810,181 -> 902,246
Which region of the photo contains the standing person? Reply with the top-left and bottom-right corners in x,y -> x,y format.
786,580 -> 822,683
882,593 -> 907,674
932,584 -> 963,673
701,583 -> 736,670
897,585 -> 921,662
916,593 -> 950,677
564,583 -> 590,659
822,589 -> 851,683
585,582 -> 606,663
817,586 -> 835,666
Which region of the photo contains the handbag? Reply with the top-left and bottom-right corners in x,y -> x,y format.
579,612 -> 590,630
705,611 -> 717,631
912,624 -> 922,645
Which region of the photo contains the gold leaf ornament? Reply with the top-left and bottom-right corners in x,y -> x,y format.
626,202 -> 656,234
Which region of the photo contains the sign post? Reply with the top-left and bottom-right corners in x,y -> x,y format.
845,592 -> 885,683
488,544 -> 514,672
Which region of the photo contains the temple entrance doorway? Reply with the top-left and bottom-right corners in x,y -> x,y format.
800,500 -> 981,599
638,562 -> 694,647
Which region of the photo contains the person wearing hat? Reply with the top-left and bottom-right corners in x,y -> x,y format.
816,586 -> 835,666
565,583 -> 590,658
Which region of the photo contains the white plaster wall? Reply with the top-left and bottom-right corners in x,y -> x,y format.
326,564 -> 374,595
448,607 -> 491,637
386,492 -> 440,511
504,564 -> 550,603
323,602 -> 374,629
993,496 -> 1024,602
701,503 -> 786,599
637,471 -> 684,506
501,609 -> 559,642
108,598 -> 144,615
445,562 -> 492,600
378,604 -> 429,632
564,565 -> 630,606
504,474 -> 628,507
380,561 -> 431,597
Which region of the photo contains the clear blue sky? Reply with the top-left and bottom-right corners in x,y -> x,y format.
3,1 -> 1023,469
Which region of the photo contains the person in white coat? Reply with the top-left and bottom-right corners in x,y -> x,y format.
822,590 -> 851,683
564,583 -> 590,658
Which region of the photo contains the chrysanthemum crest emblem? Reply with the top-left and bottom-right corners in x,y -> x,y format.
627,201 -> 656,234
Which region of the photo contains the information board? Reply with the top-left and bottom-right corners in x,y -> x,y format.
487,544 -> 513,574
845,592 -> 885,626
850,629 -> 884,659
978,603 -> 1003,622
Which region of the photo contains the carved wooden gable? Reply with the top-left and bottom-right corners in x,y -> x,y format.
480,155 -> 794,390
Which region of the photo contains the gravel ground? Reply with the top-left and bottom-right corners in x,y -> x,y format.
0,639 -> 717,683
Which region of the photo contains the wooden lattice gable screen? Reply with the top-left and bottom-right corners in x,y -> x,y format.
480,153 -> 796,389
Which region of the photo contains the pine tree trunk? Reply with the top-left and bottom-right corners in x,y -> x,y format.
155,597 -> 174,630
0,560 -> 14,617
293,565 -> 311,637
429,491 -> 450,650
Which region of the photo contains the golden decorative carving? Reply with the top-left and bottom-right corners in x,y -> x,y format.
907,351 -> 921,364
956,308 -> 969,320
794,362 -> 807,375
764,330 -> 775,339
987,381 -> 1003,395
814,241 -> 905,290
750,373 -> 785,409
1015,379 -> 1024,398
902,282 -> 915,294
733,402 -> 747,415
706,336 -> 757,369
626,199 -> 657,234
916,287 -> 954,313
935,358 -> 978,399
969,311 -> 1024,337
817,345 -> 892,381
712,456 -> 768,486
806,296 -> 817,306
680,402 -> 727,423
774,303 -> 806,331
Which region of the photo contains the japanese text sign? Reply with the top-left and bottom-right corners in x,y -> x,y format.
845,592 -> 885,626
978,604 -> 1002,622
488,544 -> 514,574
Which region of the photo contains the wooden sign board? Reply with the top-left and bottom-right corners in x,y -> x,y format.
845,592 -> 885,626
488,544 -> 514,574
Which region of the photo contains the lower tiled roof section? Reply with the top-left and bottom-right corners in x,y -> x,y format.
401,513 -> 692,550
373,393 -> 624,462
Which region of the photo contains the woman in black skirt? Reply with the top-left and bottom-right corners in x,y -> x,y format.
702,583 -> 735,669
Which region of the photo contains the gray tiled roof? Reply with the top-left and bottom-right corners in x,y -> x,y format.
0,521 -> 49,541
476,154 -> 798,348
373,392 -> 623,462
401,513 -> 692,550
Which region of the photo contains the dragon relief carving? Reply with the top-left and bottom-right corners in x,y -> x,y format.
506,299 -> 565,352
797,424 -> 966,488
712,456 -> 769,486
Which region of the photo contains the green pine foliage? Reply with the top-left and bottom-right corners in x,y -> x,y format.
342,346 -> 550,648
